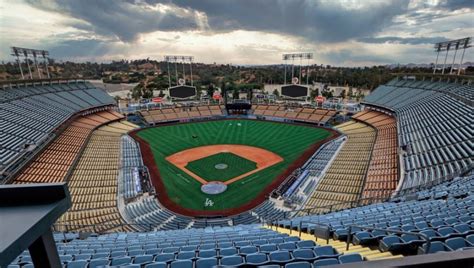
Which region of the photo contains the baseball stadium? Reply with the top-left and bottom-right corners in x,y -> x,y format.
1,2 -> 474,268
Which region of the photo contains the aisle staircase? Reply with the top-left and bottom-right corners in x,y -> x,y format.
266,225 -> 403,261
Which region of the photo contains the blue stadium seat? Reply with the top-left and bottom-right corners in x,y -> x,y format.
285,261 -> 312,268
195,257 -> 218,268
418,241 -> 453,254
313,258 -> 339,267
292,248 -> 317,262
111,256 -> 132,266
245,253 -> 269,266
239,245 -> 258,255
313,246 -> 340,258
170,259 -> 193,268
445,237 -> 474,250
338,253 -> 364,264
269,250 -> 294,264
297,240 -> 317,249
220,255 -> 244,266
145,263 -> 167,268
134,255 -> 154,264
89,258 -> 110,268
67,260 -> 88,268
219,247 -> 238,256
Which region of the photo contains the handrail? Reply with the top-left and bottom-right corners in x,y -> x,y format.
267,219 -> 332,245
52,223 -> 154,233
346,224 -> 431,254
260,196 -> 388,223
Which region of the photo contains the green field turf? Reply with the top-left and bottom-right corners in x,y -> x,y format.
137,119 -> 332,212
185,152 -> 257,182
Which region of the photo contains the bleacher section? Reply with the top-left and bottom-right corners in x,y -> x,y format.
280,175 -> 474,257
1,82 -> 115,170
56,121 -> 137,233
10,225 -> 365,268
303,121 -> 376,212
353,110 -> 399,199
12,111 -> 123,184
364,79 -> 473,190
141,105 -> 224,124
253,105 -> 336,125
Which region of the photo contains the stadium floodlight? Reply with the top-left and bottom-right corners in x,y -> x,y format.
282,52 -> 314,85
433,37 -> 472,75
164,55 -> 195,87
10,46 -> 51,80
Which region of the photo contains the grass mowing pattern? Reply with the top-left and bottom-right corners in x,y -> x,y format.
137,120 -> 331,211
185,152 -> 257,182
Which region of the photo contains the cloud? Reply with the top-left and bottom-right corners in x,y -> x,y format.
25,0 -> 412,43
25,0 -> 204,42
358,36 -> 449,45
166,0 -> 411,42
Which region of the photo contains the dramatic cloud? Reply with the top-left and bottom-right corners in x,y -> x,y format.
0,0 -> 473,66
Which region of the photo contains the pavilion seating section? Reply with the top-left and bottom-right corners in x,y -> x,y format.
253,105 -> 336,124
119,135 -> 144,200
364,79 -> 473,190
280,174 -> 474,256
56,121 -> 137,233
303,121 -> 376,212
10,225 -> 364,268
0,81 -> 115,168
353,110 -> 399,199
12,111 -> 123,184
140,105 -> 224,124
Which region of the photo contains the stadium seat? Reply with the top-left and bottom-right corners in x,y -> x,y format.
292,248 -> 317,262
89,258 -> 110,268
418,241 -> 453,254
339,253 -> 364,264
67,260 -> 88,268
245,253 -> 269,266
445,238 -> 474,250
170,259 -> 193,268
134,255 -> 154,264
313,258 -> 339,267
220,255 -> 244,266
195,257 -> 218,268
269,250 -> 294,264
313,246 -> 340,258
285,261 -> 312,268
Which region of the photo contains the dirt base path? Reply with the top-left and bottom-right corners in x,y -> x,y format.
165,144 -> 283,185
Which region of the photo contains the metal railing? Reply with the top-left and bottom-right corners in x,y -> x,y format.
346,224 -> 431,254
53,223 -> 154,233
267,220 -> 332,245
259,196 -> 388,223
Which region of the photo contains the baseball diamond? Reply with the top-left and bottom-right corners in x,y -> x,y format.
132,119 -> 336,216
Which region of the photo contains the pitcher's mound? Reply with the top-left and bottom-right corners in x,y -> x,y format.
214,163 -> 228,170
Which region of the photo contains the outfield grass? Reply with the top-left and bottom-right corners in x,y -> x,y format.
137,120 -> 332,211
186,152 -> 257,182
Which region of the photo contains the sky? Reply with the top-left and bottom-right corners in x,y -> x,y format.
0,0 -> 473,66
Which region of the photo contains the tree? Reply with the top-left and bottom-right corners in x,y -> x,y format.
232,89 -> 239,99
272,89 -> 280,97
340,89 -> 346,99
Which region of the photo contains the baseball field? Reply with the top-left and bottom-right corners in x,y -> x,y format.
133,119 -> 335,215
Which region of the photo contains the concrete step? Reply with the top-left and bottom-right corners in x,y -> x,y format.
266,225 -> 403,262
